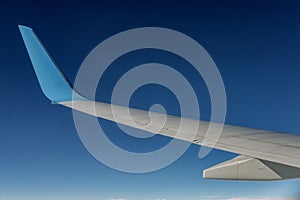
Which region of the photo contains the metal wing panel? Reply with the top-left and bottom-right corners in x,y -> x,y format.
59,100 -> 300,168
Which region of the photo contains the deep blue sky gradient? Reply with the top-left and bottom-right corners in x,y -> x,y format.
1,0 -> 300,199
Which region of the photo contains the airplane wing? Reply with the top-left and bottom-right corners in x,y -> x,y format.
19,25 -> 300,181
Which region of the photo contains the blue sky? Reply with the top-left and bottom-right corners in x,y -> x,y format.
1,0 -> 300,199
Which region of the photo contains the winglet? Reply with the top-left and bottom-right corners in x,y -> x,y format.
18,25 -> 86,103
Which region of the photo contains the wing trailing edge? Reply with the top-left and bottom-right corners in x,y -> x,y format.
203,155 -> 300,180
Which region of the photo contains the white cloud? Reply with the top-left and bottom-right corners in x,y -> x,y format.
229,198 -> 300,200
201,196 -> 299,200
109,198 -> 126,200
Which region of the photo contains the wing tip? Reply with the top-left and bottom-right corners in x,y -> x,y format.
18,25 -> 32,30
18,25 -> 33,36
19,25 -> 87,103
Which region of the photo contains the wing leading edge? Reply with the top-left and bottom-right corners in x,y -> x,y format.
19,25 -> 300,181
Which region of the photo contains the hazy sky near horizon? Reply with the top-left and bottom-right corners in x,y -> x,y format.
1,0 -> 300,199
